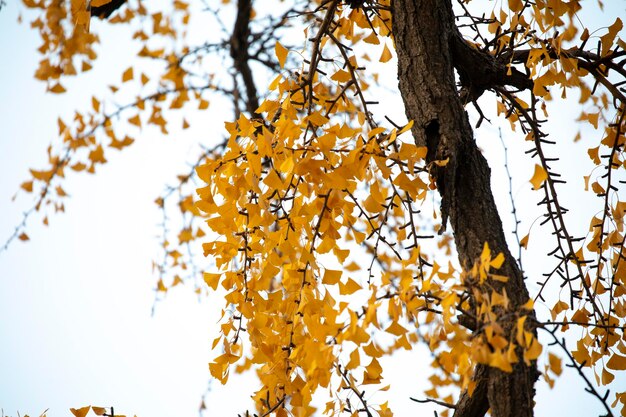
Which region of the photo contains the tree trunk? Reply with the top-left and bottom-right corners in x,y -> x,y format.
391,1 -> 539,416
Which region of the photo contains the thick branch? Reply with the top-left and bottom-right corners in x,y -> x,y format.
391,1 -> 539,416
90,0 -> 126,18
450,32 -> 532,102
230,0 -> 260,117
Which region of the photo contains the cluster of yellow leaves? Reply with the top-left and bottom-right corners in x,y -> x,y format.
192,4 -> 553,414
15,0 -> 626,415
486,1 -> 626,412
17,0 -> 210,247
70,406 -> 131,417
21,0 -> 149,92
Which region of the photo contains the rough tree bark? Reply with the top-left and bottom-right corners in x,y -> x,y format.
391,1 -> 539,416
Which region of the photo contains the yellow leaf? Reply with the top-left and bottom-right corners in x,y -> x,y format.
520,233 -> 529,249
70,407 -> 91,417
602,367 -> 615,385
588,146 -> 600,164
580,28 -> 589,42
339,278 -> 361,295
548,352 -> 562,376
88,145 -> 107,164
600,18 -> 623,55
75,10 -> 90,26
346,348 -> 360,369
203,273 -> 221,290
275,41 -> 288,68
56,186 -> 68,197
307,111 -> 329,127
263,169 -> 284,189
379,43 -> 392,63
92,407 -> 107,416
72,162 -> 87,172
607,353 -> 626,371
128,115 -> 141,127
524,337 -> 543,364
49,83 -> 66,94
490,252 -> 505,269
363,357 -> 383,384
21,181 -> 33,192
322,269 -> 342,285
91,0 -> 112,6
92,97 -> 100,113
530,164 -> 548,190
385,321 -> 408,336
592,181 -> 605,195
571,308 -> 589,324
18,233 -> 29,241
398,120 -> 414,135
331,69 -> 351,83
362,31 -> 380,45
489,350 -> 513,372
572,340 -> 591,366
122,67 -> 134,82
378,401 -> 393,417
433,157 -> 449,167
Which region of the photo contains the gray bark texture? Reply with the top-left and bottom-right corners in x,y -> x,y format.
391,1 -> 539,416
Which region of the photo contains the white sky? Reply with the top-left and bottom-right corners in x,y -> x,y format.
1,1 -> 625,417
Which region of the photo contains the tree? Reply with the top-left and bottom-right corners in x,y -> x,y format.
5,0 -> 626,416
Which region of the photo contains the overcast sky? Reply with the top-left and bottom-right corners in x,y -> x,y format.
1,1 -> 625,417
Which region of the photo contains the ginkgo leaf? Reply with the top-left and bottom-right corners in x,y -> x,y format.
70,406 -> 91,417
203,272 -> 221,290
600,18 -> 623,55
21,181 -> 33,192
346,348 -> 360,369
378,401 -> 394,417
607,353 -> 626,371
398,120 -> 414,135
489,350 -> 513,372
49,83 -> 66,94
523,337 -> 542,364
322,269 -> 342,285
385,321 -> 408,336
331,69 -> 351,83
91,0 -> 112,7
530,164 -> 548,190
91,407 -> 107,416
275,41 -> 288,68
548,353 -> 562,376
128,115 -> 141,127
521,299 -> 534,311
363,357 -> 383,384
362,31 -> 380,45
602,368 -> 615,385
490,252 -> 505,269
122,67 -> 134,82
339,278 -> 361,295
520,233 -> 529,249
379,43 -> 392,63
92,97 -> 100,113
198,99 -> 209,110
